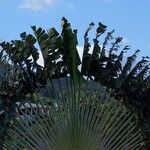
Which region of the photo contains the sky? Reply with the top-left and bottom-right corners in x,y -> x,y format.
0,0 -> 150,59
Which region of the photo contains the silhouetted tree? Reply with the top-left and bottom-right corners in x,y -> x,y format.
0,18 -> 149,149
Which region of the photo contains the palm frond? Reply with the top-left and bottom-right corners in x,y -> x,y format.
4,79 -> 143,150
127,57 -> 149,80
121,50 -> 140,77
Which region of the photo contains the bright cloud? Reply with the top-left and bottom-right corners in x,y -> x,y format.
37,51 -> 44,67
19,0 -> 59,11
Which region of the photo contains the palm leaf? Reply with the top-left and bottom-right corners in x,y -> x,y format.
4,78 -> 143,150
121,50 -> 140,77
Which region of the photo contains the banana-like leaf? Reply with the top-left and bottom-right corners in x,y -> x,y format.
4,78 -> 143,150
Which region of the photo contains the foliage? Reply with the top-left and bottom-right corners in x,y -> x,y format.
0,17 -> 81,148
81,22 -> 150,148
4,82 -> 143,150
0,18 -> 149,148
